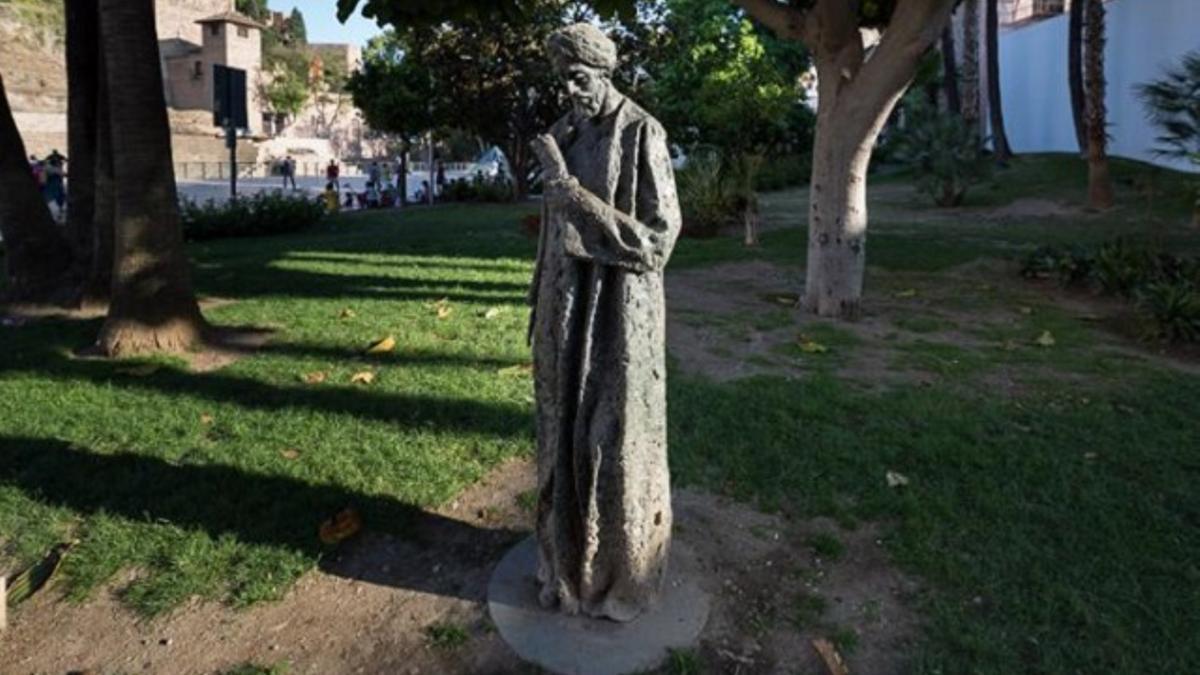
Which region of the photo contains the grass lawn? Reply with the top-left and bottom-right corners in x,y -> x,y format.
1,155 -> 1198,673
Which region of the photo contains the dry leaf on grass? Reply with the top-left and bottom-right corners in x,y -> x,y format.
319,508 -> 363,545
894,288 -> 918,299
812,638 -> 850,675
350,371 -> 376,385
1034,331 -> 1056,347
365,336 -> 396,354
482,307 -> 504,320
6,542 -> 75,606
200,414 -> 215,425
798,335 -> 829,354
886,470 -> 910,488
300,371 -> 328,384
339,308 -> 357,319
1018,306 -> 1034,316
280,448 -> 301,461
437,305 -> 453,320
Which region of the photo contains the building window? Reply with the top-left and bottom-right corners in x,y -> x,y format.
193,61 -> 204,79
237,26 -> 249,38
209,24 -> 220,37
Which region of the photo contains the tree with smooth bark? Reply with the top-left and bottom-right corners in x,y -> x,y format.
1084,0 -> 1114,209
0,73 -> 78,304
985,0 -> 1011,163
730,0 -> 957,318
94,0 -> 208,355
942,23 -> 961,115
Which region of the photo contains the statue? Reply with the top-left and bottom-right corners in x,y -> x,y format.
528,23 -> 682,623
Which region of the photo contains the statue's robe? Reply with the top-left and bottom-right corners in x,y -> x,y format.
529,96 -> 682,622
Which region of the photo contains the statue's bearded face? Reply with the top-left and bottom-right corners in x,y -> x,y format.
561,63 -> 611,118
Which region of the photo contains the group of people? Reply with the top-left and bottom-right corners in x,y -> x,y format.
317,158 -> 452,213
28,150 -> 68,217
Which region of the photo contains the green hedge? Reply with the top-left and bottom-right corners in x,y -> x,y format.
180,192 -> 326,241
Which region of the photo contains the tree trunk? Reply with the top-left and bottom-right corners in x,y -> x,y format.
1068,0 -> 1087,156
942,25 -> 962,115
81,38 -> 115,307
506,136 -> 529,202
986,0 -> 1012,163
961,0 -> 981,134
0,73 -> 78,304
65,0 -> 98,277
1084,0 -> 1114,209
399,145 -> 409,207
95,0 -> 207,355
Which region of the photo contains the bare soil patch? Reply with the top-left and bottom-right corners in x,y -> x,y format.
1,458 -> 918,674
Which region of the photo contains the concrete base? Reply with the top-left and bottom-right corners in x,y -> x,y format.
488,537 -> 710,675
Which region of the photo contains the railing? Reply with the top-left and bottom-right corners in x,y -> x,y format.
173,160 -> 485,182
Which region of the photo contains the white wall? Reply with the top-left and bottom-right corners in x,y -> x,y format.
997,0 -> 1200,172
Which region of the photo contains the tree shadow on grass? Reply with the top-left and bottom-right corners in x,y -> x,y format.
0,436 -> 522,601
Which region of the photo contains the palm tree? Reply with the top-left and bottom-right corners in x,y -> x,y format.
1067,0 -> 1086,155
985,0 -> 1012,163
0,73 -> 78,304
94,0 -> 208,355
1137,50 -> 1200,225
1084,0 -> 1114,209
942,24 -> 961,114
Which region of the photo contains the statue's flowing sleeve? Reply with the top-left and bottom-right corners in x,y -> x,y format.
559,120 -> 681,273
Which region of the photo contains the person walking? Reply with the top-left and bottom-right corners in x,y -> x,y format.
281,155 -> 297,190
42,149 -> 67,215
325,159 -> 340,192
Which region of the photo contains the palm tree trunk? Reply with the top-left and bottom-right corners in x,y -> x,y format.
961,0 -> 981,135
1084,0 -> 1114,209
942,25 -> 962,115
1068,0 -> 1087,155
65,0 -> 98,277
986,0 -> 1012,163
95,0 -> 207,355
0,73 -> 78,304
82,35 -> 115,307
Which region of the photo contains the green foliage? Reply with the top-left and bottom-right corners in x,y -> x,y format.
424,622 -> 469,649
179,192 -> 327,241
1136,280 -> 1200,343
1137,51 -> 1200,161
288,8 -> 307,44
895,97 -> 990,207
754,154 -> 811,192
262,65 -> 310,117
440,175 -> 515,203
0,0 -> 64,43
646,0 -> 811,156
235,0 -> 270,21
676,149 -> 733,238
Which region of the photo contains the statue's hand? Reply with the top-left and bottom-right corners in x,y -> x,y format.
544,176 -> 580,209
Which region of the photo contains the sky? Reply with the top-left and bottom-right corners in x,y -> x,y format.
266,1 -> 384,46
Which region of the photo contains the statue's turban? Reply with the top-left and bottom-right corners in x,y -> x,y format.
547,23 -> 617,73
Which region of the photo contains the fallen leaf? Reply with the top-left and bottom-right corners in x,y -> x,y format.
318,508 -> 363,545
365,336 -> 396,355
1002,340 -> 1020,351
1078,314 -> 1103,322
1034,331 -> 1056,347
886,471 -> 910,488
280,448 -> 301,461
894,288 -> 918,299
812,638 -> 850,675
798,336 -> 828,354
350,371 -> 376,385
116,364 -> 161,377
200,414 -> 215,425
301,371 -> 328,384
482,307 -> 504,320
437,305 -> 453,320
1018,306 -> 1034,315
339,308 -> 357,319
1083,452 -> 1098,461
498,364 -> 534,378
6,542 -> 74,606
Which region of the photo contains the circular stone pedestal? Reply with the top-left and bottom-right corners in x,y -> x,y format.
487,538 -> 710,675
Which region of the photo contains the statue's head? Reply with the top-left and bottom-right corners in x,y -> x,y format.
547,23 -> 619,119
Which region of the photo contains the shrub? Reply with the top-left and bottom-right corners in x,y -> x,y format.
440,175 -> 513,203
895,99 -> 991,207
676,149 -> 733,238
1092,237 -> 1155,297
180,191 -> 326,241
1136,280 -> 1200,343
1019,245 -> 1094,287
755,154 -> 811,192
